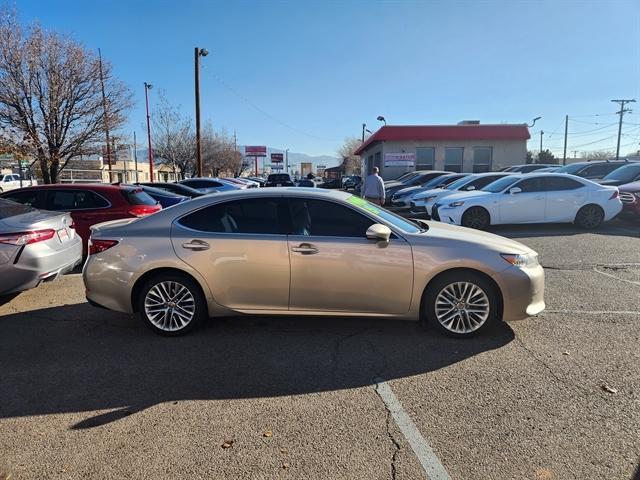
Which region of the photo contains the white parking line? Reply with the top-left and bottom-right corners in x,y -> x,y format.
593,267 -> 640,287
374,378 -> 451,480
543,309 -> 640,315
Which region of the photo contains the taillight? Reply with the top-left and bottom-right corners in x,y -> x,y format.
88,239 -> 119,255
609,190 -> 619,200
128,205 -> 160,217
0,229 -> 55,246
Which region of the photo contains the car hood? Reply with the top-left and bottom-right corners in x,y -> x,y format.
411,221 -> 533,255
432,190 -> 494,205
394,185 -> 424,197
619,181 -> 640,192
412,187 -> 447,200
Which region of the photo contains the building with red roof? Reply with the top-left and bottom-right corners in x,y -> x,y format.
354,121 -> 531,179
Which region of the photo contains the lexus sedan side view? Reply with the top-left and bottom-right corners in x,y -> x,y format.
84,189 -> 545,338
1,198 -> 82,296
431,173 -> 622,230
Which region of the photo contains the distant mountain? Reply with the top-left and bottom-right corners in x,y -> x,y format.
242,146 -> 340,169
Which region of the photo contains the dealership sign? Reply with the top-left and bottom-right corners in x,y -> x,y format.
245,146 -> 267,157
384,153 -> 415,167
270,153 -> 284,163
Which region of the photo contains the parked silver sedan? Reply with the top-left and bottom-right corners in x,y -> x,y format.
0,199 -> 82,296
83,189 -> 545,338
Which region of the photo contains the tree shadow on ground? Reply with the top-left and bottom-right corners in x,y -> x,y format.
0,302 -> 514,429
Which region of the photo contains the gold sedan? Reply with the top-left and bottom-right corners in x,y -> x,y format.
83,188 -> 545,338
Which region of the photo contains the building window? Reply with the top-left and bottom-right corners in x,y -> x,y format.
444,147 -> 464,173
367,155 -> 374,175
473,147 -> 492,173
416,147 -> 435,170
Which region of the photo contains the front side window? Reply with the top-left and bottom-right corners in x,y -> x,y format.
3,190 -> 42,207
513,177 -> 546,193
444,147 -> 464,173
472,147 -> 492,173
289,198 -> 374,237
178,198 -> 286,234
416,147 -> 435,170
482,176 -> 521,193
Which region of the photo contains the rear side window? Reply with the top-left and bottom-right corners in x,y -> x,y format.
178,198 -> 286,234
289,198 -> 374,237
544,177 -> 584,191
267,174 -> 291,182
0,198 -> 37,218
184,179 -> 222,188
2,190 -> 43,207
47,190 -> 110,210
122,189 -> 157,206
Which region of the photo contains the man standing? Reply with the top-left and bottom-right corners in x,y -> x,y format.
361,167 -> 385,206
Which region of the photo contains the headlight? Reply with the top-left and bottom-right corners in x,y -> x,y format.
501,253 -> 539,268
423,195 -> 437,202
448,201 -> 465,207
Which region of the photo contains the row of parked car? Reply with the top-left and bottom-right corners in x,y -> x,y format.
383,160 -> 640,229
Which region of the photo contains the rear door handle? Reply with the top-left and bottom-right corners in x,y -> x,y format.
291,243 -> 319,255
182,240 -> 210,251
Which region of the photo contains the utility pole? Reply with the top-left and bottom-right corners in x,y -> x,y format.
572,150 -> 579,159
562,115 -> 568,165
539,130 -> 544,159
144,82 -> 154,182
98,48 -> 112,181
285,148 -> 290,173
133,131 -> 139,183
362,123 -> 366,143
194,47 -> 208,177
611,99 -> 636,160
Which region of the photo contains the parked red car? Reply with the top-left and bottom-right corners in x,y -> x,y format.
0,184 -> 161,254
618,181 -> 640,221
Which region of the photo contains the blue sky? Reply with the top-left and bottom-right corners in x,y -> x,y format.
17,0 -> 640,157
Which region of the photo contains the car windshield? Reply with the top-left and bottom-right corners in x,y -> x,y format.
346,195 -> 422,233
602,163 -> 640,181
482,176 -> 521,193
0,198 -> 37,218
420,175 -> 448,188
444,176 -> 474,190
556,163 -> 587,174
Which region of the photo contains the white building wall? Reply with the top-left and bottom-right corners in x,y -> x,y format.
363,139 -> 527,180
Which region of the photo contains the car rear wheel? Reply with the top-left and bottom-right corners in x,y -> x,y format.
138,274 -> 206,336
461,207 -> 490,230
575,204 -> 604,229
423,271 -> 498,338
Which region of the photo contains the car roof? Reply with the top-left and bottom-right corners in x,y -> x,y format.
5,183 -> 131,191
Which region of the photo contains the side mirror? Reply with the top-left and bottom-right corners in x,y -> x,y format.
509,187 -> 522,195
366,223 -> 391,243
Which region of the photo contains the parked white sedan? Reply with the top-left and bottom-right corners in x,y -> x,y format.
409,172 -> 513,217
431,173 -> 622,229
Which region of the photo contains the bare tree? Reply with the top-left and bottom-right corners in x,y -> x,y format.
201,124 -> 242,177
152,93 -> 195,179
337,136 -> 362,174
582,150 -> 614,160
0,8 -> 132,183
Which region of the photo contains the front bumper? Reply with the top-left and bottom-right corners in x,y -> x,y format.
431,204 -> 463,224
618,194 -> 640,219
493,264 -> 546,322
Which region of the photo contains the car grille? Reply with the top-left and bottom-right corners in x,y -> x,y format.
620,192 -> 636,204
431,204 -> 441,221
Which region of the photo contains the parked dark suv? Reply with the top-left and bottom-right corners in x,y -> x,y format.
555,161 -> 630,180
265,173 -> 294,187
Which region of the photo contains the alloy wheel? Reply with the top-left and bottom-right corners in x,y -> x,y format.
435,281 -> 490,334
578,205 -> 603,229
144,281 -> 196,332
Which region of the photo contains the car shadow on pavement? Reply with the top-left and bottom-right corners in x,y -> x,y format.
0,302 -> 514,429
486,220 -> 639,239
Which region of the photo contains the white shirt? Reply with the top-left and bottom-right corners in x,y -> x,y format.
362,174 -> 385,201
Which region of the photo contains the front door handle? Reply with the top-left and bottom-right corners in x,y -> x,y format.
182,239 -> 210,251
291,243 -> 319,255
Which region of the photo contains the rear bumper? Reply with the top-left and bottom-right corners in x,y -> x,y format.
0,239 -> 83,295
493,264 -> 545,322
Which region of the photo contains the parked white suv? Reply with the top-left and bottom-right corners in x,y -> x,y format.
0,174 -> 37,192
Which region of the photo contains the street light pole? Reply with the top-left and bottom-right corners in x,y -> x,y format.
144,82 -> 154,182
362,123 -> 366,143
539,130 -> 544,156
285,148 -> 289,173
195,47 -> 208,177
133,131 -> 139,183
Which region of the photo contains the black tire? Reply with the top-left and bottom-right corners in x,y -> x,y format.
423,271 -> 499,338
137,273 -> 206,336
574,204 -> 604,229
461,207 -> 491,230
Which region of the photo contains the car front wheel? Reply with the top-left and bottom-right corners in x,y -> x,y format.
138,274 -> 206,336
423,271 -> 498,338
461,206 -> 490,230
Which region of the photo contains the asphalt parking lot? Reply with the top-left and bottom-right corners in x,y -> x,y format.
1,220 -> 639,480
